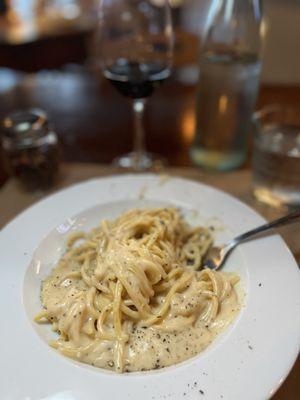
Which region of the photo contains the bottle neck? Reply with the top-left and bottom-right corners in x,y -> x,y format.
203,0 -> 263,57
215,0 -> 262,19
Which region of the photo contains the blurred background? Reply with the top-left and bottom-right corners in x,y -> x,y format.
0,0 -> 300,186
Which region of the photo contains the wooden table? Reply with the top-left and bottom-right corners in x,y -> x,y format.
1,67 -> 300,186
0,163 -> 299,399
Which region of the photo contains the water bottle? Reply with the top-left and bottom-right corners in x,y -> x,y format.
190,0 -> 263,170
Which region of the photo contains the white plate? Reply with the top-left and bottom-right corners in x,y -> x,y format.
0,174 -> 299,400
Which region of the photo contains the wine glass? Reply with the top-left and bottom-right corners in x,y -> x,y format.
96,0 -> 173,170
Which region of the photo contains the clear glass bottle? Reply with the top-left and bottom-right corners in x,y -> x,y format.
190,0 -> 263,171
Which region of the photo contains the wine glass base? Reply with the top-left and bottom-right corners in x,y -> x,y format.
112,152 -> 167,171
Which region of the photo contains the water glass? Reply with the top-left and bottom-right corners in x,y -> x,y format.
252,105 -> 300,208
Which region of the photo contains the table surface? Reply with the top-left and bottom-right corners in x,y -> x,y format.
0,163 -> 299,399
1,62 -> 300,186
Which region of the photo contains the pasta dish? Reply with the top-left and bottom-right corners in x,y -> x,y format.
36,208 -> 240,372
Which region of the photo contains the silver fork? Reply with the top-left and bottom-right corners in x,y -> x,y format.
202,209 -> 300,270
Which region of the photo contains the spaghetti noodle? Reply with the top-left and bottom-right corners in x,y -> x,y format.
36,208 -> 240,372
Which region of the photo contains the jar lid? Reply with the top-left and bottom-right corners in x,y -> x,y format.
1,109 -> 49,146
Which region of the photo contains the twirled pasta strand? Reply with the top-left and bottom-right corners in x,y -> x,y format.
36,208 -> 239,372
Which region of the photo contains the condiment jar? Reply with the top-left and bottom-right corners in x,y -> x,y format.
1,109 -> 60,190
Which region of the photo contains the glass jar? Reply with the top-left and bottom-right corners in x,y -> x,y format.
1,109 -> 61,191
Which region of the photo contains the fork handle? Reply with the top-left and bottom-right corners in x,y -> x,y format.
233,208 -> 300,246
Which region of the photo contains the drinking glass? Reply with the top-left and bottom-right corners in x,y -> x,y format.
96,0 -> 173,170
253,105 -> 300,208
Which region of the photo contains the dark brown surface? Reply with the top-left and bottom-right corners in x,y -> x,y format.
1,69 -> 300,185
0,70 -> 196,170
0,29 -> 92,72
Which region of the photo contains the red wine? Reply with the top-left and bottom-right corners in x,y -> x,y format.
104,61 -> 170,98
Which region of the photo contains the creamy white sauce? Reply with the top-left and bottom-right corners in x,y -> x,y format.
41,260 -> 240,372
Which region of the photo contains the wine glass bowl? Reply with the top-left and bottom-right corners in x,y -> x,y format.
97,0 -> 173,170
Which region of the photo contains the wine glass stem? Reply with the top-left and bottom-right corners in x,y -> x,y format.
133,98 -> 146,168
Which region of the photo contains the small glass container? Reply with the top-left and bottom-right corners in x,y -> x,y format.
252,105 -> 300,208
1,109 -> 60,191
